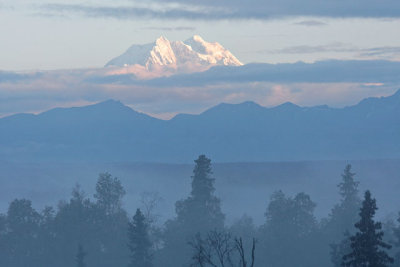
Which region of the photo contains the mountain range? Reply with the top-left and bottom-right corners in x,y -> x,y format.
1,90 -> 399,163
104,35 -> 242,78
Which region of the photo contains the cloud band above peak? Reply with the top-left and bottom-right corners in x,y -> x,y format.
41,0 -> 400,20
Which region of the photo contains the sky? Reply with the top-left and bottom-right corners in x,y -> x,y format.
1,0 -> 400,118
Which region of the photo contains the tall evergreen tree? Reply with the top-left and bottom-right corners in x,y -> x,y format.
75,244 -> 87,267
175,155 -> 225,231
338,165 -> 359,201
128,209 -> 153,267
328,165 -> 361,266
159,155 -> 225,266
342,190 -> 393,267
330,164 -> 361,234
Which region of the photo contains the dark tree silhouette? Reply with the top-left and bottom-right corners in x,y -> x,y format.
75,244 -> 87,267
338,165 -> 359,202
160,155 -> 225,266
342,190 -> 393,267
329,164 -> 361,266
330,164 -> 361,233
176,155 -> 224,232
128,209 -> 153,267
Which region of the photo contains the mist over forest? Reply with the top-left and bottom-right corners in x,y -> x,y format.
1,155 -> 400,267
1,92 -> 400,267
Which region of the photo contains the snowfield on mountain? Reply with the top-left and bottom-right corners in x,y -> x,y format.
105,35 -> 243,78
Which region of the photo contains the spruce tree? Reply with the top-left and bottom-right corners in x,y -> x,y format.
330,164 -> 361,234
338,165 -> 359,201
175,154 -> 225,230
75,244 -> 86,267
329,165 -> 361,266
159,155 -> 225,266
191,155 -> 215,200
128,209 -> 152,267
342,190 -> 393,267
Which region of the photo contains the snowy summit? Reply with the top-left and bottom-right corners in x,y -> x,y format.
105,35 -> 243,78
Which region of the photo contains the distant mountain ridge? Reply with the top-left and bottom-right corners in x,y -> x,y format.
1,90 -> 400,163
104,35 -> 242,78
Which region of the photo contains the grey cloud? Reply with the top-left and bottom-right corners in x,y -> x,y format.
271,44 -> 400,59
142,26 -> 196,31
2,60 -> 400,118
293,20 -> 328,26
42,4 -> 223,20
84,60 -> 400,88
85,74 -> 137,85
31,11 -> 70,18
359,46 -> 400,57
271,43 -> 358,54
41,0 -> 400,20
7,60 -> 395,90
0,71 -> 41,83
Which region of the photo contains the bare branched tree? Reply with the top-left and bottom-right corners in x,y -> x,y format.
190,233 -> 216,267
189,230 -> 256,267
234,237 -> 256,267
140,191 -> 163,225
207,231 -> 234,267
140,191 -> 164,251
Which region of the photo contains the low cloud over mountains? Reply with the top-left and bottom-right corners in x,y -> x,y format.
1,36 -> 400,118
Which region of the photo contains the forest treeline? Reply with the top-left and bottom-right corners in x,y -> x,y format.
0,155 -> 400,266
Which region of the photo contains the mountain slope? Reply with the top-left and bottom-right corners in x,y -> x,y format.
1,91 -> 400,162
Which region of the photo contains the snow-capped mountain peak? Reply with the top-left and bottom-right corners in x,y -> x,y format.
105,35 -> 243,77
184,35 -> 243,66
147,36 -> 176,69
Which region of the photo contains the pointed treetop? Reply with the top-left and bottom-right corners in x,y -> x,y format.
128,208 -> 153,267
133,208 -> 146,223
338,164 -> 359,202
191,155 -> 214,199
342,190 -> 393,266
